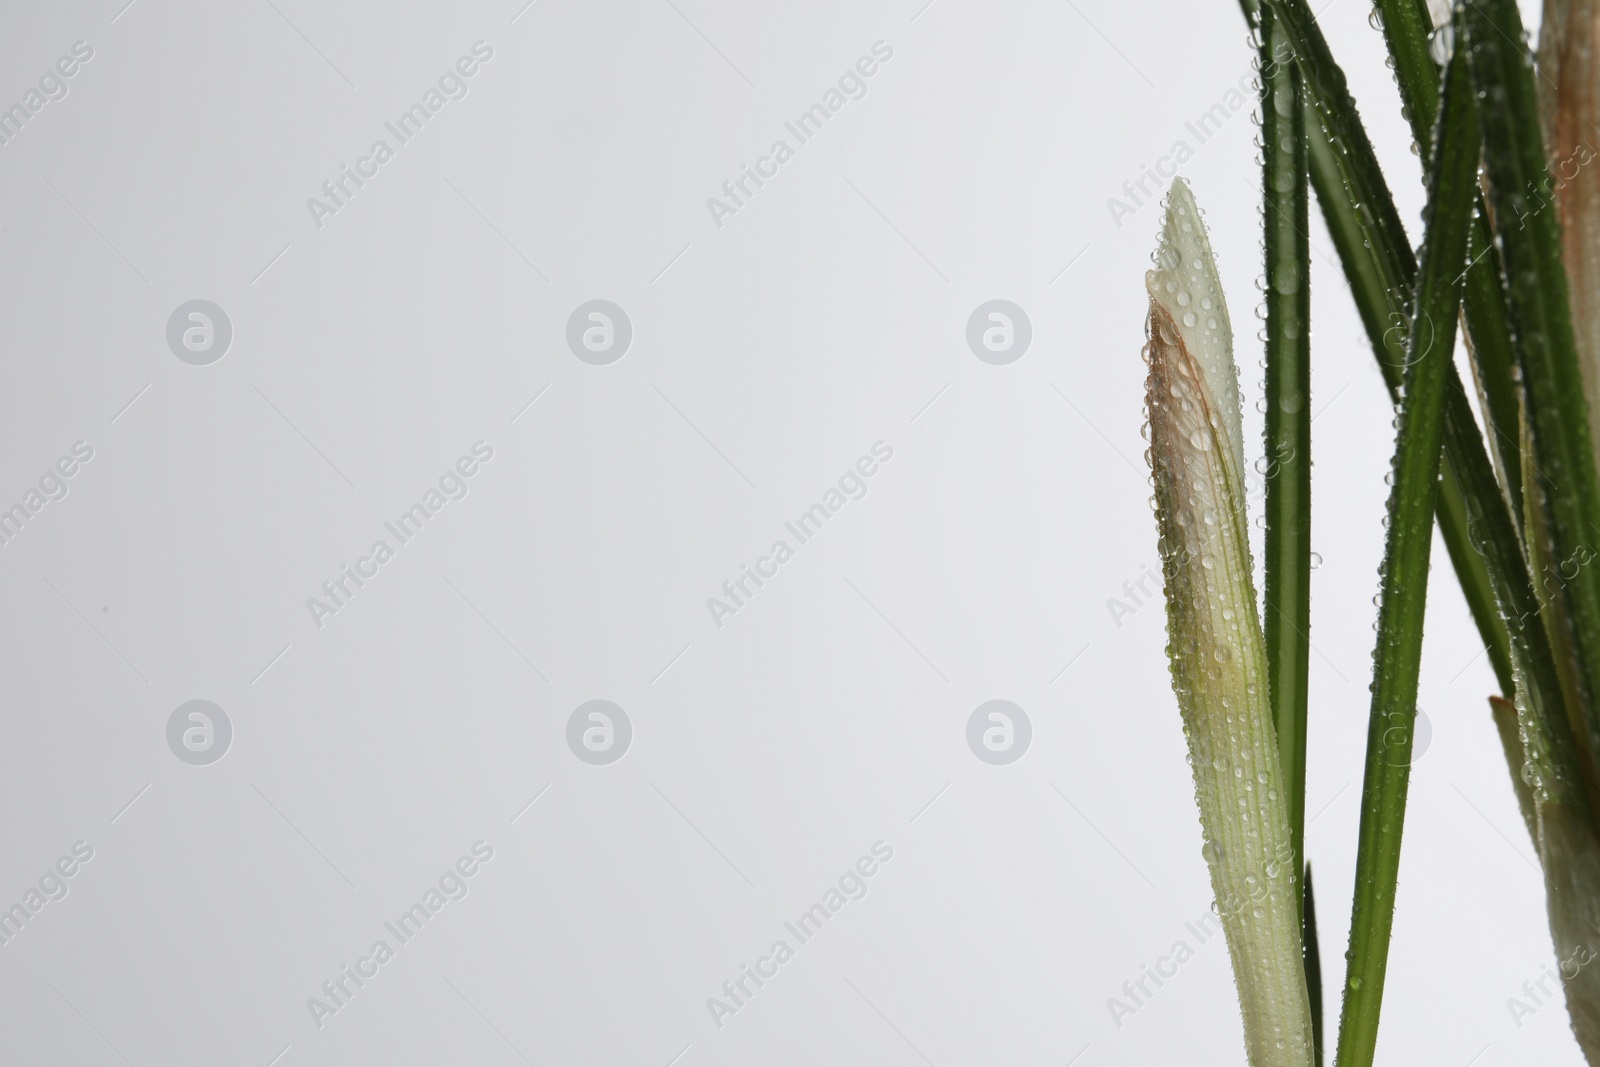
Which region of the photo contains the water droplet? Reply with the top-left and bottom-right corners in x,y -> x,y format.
1429,25 -> 1455,65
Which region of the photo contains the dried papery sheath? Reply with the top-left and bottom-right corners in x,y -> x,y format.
1491,695 -> 1600,1060
1144,178 -> 1314,1067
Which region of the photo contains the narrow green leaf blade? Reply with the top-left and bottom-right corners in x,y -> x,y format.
1368,0 -> 1567,796
1371,0 -> 1528,554
1263,0 -> 1412,374
1464,0 -> 1600,791
1261,2 -> 1313,908
1334,43 -> 1478,1067
1370,1 -> 1443,141
1259,0 -> 1517,695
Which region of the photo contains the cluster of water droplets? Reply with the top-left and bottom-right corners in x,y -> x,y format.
1513,692 -> 1563,810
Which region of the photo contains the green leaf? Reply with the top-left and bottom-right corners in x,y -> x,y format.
1260,0 -> 1412,372
1260,2 -> 1312,911
1334,41 -> 1477,1067
1369,1 -> 1437,139
1256,0 -> 1517,696
1444,384 -> 1586,814
1364,0 -> 1576,825
1460,216 -> 1526,531
1370,0 -> 1527,554
1463,0 -> 1600,800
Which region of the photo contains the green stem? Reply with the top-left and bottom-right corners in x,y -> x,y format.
1335,43 -> 1477,1067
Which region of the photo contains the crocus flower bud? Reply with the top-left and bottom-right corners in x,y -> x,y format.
1145,177 -> 1313,1067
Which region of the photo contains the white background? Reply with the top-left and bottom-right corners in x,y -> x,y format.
0,0 -> 1573,1063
